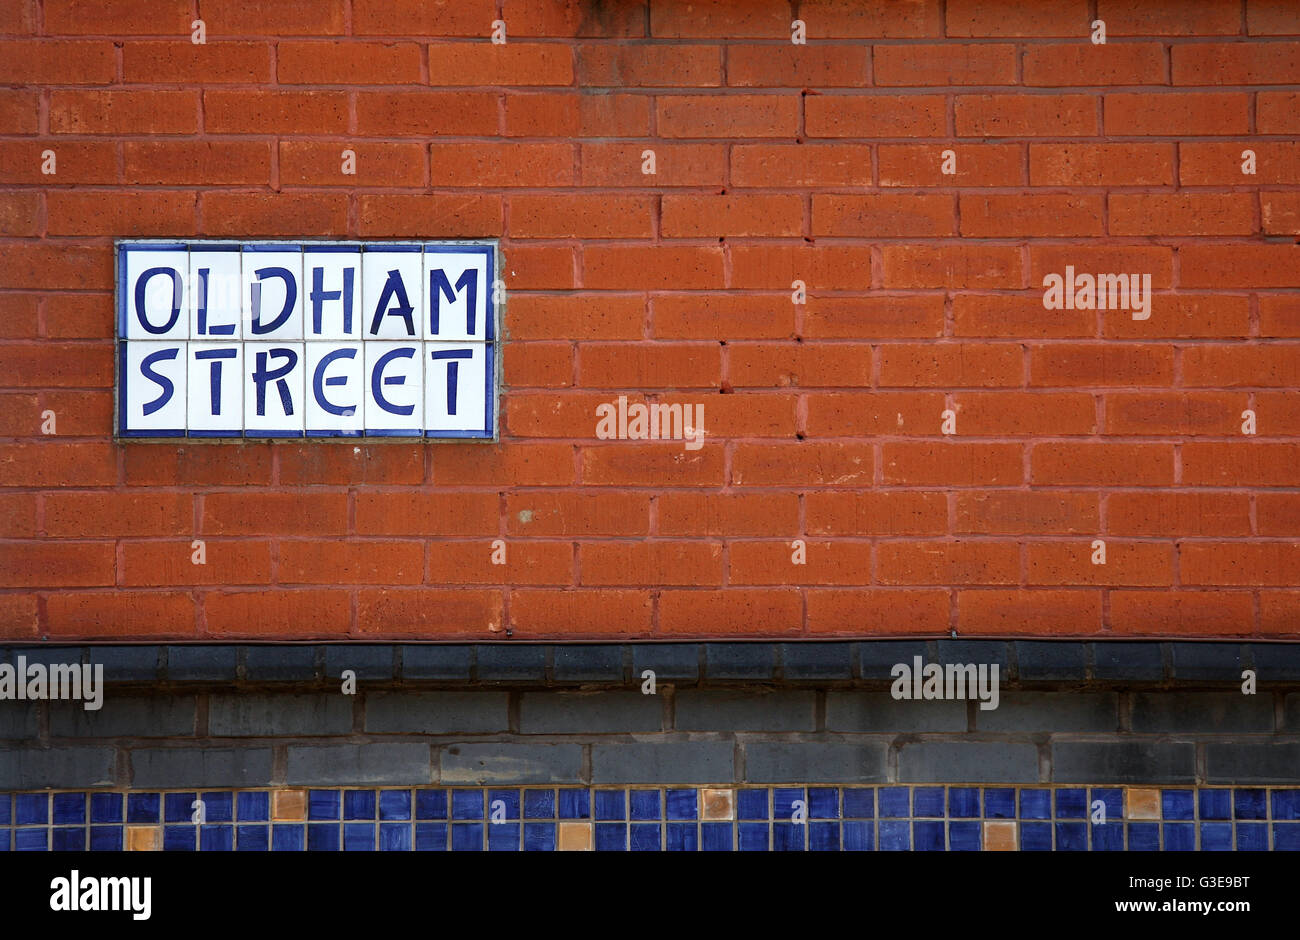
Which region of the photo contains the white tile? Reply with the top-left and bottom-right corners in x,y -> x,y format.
121,341 -> 187,434
243,342 -> 305,436
242,247 -> 304,341
189,247 -> 242,340
123,247 -> 189,340
424,247 -> 490,342
363,340 -> 423,435
424,341 -> 491,435
187,342 -> 243,435
303,248 -> 362,340
304,341 -> 365,437
362,248 -> 423,340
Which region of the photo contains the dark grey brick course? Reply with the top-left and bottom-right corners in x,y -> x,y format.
781,643 -> 852,680
85,646 -> 160,681
553,645 -> 624,682
50,694 -> 197,738
1015,641 -> 1086,680
476,645 -> 547,681
705,643 -> 775,679
936,640 -> 1009,672
166,646 -> 238,680
0,746 -> 116,789
1253,644 -> 1300,681
1052,742 -> 1196,784
131,746 -> 273,788
208,693 -> 353,737
1205,742 -> 1300,784
675,690 -> 815,732
324,646 -> 394,680
286,742 -> 431,786
898,741 -> 1039,783
365,691 -> 508,734
632,644 -> 698,682
1171,643 -> 1246,680
519,691 -> 660,734
745,742 -> 889,784
440,742 -> 582,784
592,741 -> 733,783
856,641 -> 928,679
400,645 -> 472,681
825,692 -> 966,733
1131,691 -> 1274,734
976,692 -> 1118,733
1092,642 -> 1164,680
0,702 -> 38,740
243,646 -> 318,681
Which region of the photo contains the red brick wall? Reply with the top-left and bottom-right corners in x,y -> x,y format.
2,0 -> 1299,641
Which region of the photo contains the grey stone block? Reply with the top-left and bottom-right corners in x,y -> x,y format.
208,693 -> 353,737
365,691 -> 508,734
1251,643 -> 1300,681
632,644 -> 698,682
591,741 -> 733,784
1052,742 -> 1196,784
166,646 -> 238,681
1015,641 -> 1086,680
856,641 -> 928,679
440,742 -> 583,785
553,645 -> 624,682
131,746 -> 273,788
476,645 -> 547,681
1171,643 -> 1245,681
400,645 -> 472,681
976,692 -> 1118,733
1131,692 -> 1274,734
745,742 -> 888,784
1286,694 -> 1300,732
705,643 -> 775,679
50,694 -> 196,738
519,691 -> 660,733
1205,742 -> 1300,784
325,645 -> 394,680
244,645 -> 318,681
1092,642 -> 1164,681
0,702 -> 38,740
898,741 -> 1039,783
0,746 -> 117,789
85,646 -> 161,681
936,640 -> 1009,671
286,742 -> 432,786
9,647 -> 83,670
781,643 -> 852,680
826,692 -> 967,733
675,690 -> 815,732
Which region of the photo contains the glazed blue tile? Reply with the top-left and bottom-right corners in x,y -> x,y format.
774,788 -> 804,820
125,793 -> 157,824
984,789 -> 1015,819
772,822 -> 803,851
1237,823 -> 1268,850
343,789 -> 376,820
1056,822 -> 1086,851
558,789 -> 590,819
1163,823 -> 1195,851
1272,790 -> 1300,821
1199,789 -> 1232,821
379,789 -> 412,821
1127,823 -> 1160,851
879,820 -> 910,851
596,823 -> 627,851
379,823 -> 411,851
415,823 -> 448,851
666,789 -> 698,820
52,828 -> 85,852
842,788 -> 874,818
914,821 -> 945,851
594,789 -> 626,821
415,789 -> 448,820
272,824 -> 304,851
236,825 -> 269,851
522,823 -> 554,852
737,789 -> 768,820
452,789 -> 484,820
343,823 -> 375,851
163,826 -> 195,851
89,793 -> 123,824
237,791 -> 269,822
1091,824 -> 1124,851
1055,789 -> 1087,819
948,821 -> 980,851
666,822 -> 698,851
0,793 -> 9,825
913,788 -> 944,818
808,788 -> 839,819
1020,789 -> 1051,820
1161,790 -> 1194,821
307,824 -> 339,851
487,789 -> 519,821
523,789 -> 554,819
809,821 -> 839,851
1090,788 -> 1123,821
879,788 -> 910,818
91,826 -> 125,851
1021,822 -> 1052,851
309,790 -> 340,821
15,829 -> 47,851
15,793 -> 45,824
1201,823 -> 1233,851
948,788 -> 980,819
487,822 -> 519,851
630,789 -> 662,821
738,823 -> 769,851
842,820 -> 873,851
202,791 -> 233,823
702,821 -> 734,851
629,824 -> 661,851
164,792 -> 195,822
451,823 -> 482,851
1273,823 -> 1300,851
1235,789 -> 1267,820
53,793 -> 85,825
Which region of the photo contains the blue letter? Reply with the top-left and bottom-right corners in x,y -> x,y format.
313,347 -> 357,417
140,347 -> 180,415
134,267 -> 183,335
252,347 -> 298,416
310,265 -> 355,336
249,267 -> 297,335
193,348 -> 237,415
369,269 -> 415,336
371,347 -> 416,416
429,267 -> 478,337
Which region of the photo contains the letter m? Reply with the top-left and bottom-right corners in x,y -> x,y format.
1097,273 -> 1129,311
49,663 -> 80,700
945,663 -> 976,700
648,402 -> 683,441
102,877 -> 130,910
429,267 -> 478,338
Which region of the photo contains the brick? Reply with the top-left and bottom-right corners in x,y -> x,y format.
359,195 -> 502,238
202,492 -> 348,536
727,44 -> 868,86
1028,541 -> 1173,586
1184,344 -> 1300,385
798,0 -> 942,38
580,142 -> 726,187
0,90 -> 34,133
1184,442 -> 1300,486
1180,142 -> 1299,185
507,491 -> 649,537
133,747 -> 273,788
286,742 -> 431,786
1030,245 -> 1174,288
733,442 -> 873,485
205,590 -> 352,638
882,442 -> 1023,485
1031,442 -> 1174,486
953,295 -> 1092,339
1204,743 -> 1300,784
443,741 -> 583,785
1031,344 -> 1173,386
806,491 -> 948,536
658,589 -> 802,634
46,492 -> 191,537
46,191 -> 197,237
730,540 -> 871,586
946,0 -> 1088,36
1026,42 -> 1166,85
0,747 -> 116,789
1097,0 -> 1240,35
0,342 -> 112,387
511,194 -> 653,238
959,590 -> 1103,634
0,443 -> 115,486
357,94 -> 500,137
353,0 -> 495,36
1258,493 -> 1300,536
826,693 -> 966,732
428,42 -> 573,85
698,643 -> 778,681
1093,642 -> 1165,680
878,540 -> 1019,585
165,646 -> 237,680
956,94 -> 1097,137
584,245 -> 724,290
432,141 -> 576,186
729,244 -> 876,290
434,443 -> 575,486
50,693 -> 193,738
520,691 -> 660,733
508,590 -> 653,637
806,94 -> 946,137
277,41 -> 423,84
1173,41 -> 1300,85
243,646 -> 319,681
0,494 -> 36,537
208,693 -> 353,737
962,194 -> 1104,237
804,391 -> 943,436
955,393 -> 1097,436
123,42 -> 272,83
1110,193 -> 1254,236
124,444 -> 271,487
507,295 -> 641,342
879,343 -> 1022,386
279,541 -> 422,585
1029,143 -> 1175,186
981,692 -> 1116,732
553,644 -> 625,681
745,742 -> 888,783
1183,543 -> 1300,586
1114,590 -> 1257,635
580,43 -> 720,86
1250,0 -> 1300,34
505,0 -> 645,37
44,0 -> 191,34
1263,191 -> 1300,234
659,492 -> 799,537
204,90 -> 349,134
1105,92 -> 1250,135
580,541 -> 721,586
123,541 -> 271,587
1104,294 -> 1250,339
199,193 -> 348,237
730,343 -> 873,387
814,194 -> 955,237
879,143 -> 1022,187
663,194 -> 803,237
677,690 -> 814,731
592,740 -> 733,783
632,643 -> 699,680
1107,391 -> 1246,435
1170,641 -> 1246,678
1053,741 -> 1195,784
899,742 -> 1039,783
83,645 -> 161,681
426,540 -> 572,586
1014,641 -> 1087,679
957,491 -> 1098,534
51,90 -> 198,135
203,0 -> 345,34
1133,692 -> 1273,733
780,642 -> 853,679
0,244 -> 112,288
1108,492 -> 1251,537
651,294 -> 795,340
366,692 -> 508,733
0,41 -> 115,84
1259,91 -> 1300,132
651,0 -> 791,38
806,589 -> 950,633
657,94 -> 799,137
882,245 -> 1023,289
876,43 -> 1016,85
279,141 -> 426,188
0,542 -> 113,588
